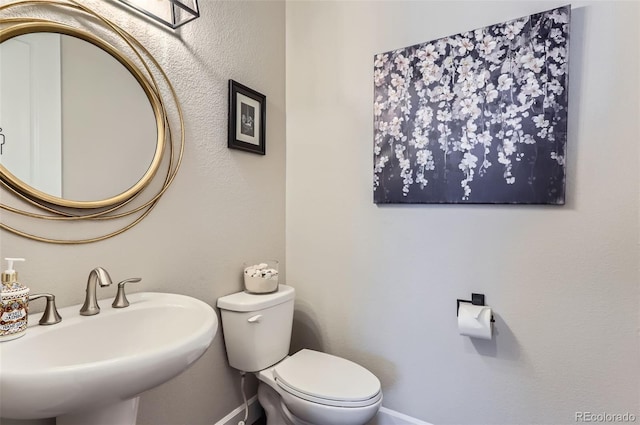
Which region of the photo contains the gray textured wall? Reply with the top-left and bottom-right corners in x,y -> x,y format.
0,0 -> 285,424
286,1 -> 639,424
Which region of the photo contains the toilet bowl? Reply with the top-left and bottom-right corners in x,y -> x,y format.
258,349 -> 382,425
217,285 -> 382,425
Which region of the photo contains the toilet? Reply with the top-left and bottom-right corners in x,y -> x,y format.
217,285 -> 382,425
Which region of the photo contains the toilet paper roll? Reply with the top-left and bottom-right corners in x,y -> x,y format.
458,302 -> 493,340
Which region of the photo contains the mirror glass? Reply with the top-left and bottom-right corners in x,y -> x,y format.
0,32 -> 158,202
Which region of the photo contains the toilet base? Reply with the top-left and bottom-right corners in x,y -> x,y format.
258,382 -> 312,425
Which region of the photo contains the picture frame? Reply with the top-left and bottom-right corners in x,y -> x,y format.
228,79 -> 266,155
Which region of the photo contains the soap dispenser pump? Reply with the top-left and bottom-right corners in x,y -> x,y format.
0,258 -> 29,341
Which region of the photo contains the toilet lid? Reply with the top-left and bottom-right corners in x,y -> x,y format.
273,349 -> 381,407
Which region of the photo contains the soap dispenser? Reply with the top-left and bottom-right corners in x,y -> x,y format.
0,258 -> 29,341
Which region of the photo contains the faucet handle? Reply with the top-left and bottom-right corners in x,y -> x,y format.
28,293 -> 62,325
112,278 -> 141,308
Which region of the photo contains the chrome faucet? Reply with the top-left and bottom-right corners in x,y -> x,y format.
80,267 -> 113,316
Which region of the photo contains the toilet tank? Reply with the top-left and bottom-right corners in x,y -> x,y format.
217,285 -> 295,372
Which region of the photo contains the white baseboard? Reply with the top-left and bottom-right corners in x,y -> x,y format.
214,395 -> 263,425
214,397 -> 429,425
369,406 -> 433,425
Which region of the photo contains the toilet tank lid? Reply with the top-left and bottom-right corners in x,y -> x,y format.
217,285 -> 295,312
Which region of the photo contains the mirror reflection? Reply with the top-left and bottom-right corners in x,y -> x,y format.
0,32 -> 157,202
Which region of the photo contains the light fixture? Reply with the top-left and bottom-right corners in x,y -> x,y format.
117,0 -> 199,29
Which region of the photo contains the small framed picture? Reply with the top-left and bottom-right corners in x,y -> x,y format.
228,80 -> 266,155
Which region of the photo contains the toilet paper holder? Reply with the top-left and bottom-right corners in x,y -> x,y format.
456,293 -> 495,322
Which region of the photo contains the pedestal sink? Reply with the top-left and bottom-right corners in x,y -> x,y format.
0,292 -> 217,425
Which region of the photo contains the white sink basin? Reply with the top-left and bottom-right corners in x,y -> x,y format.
0,292 -> 217,424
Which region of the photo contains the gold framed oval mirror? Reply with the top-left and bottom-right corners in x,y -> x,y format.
0,0 -> 184,244
0,22 -> 165,209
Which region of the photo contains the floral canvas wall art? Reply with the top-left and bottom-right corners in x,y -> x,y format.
373,6 -> 570,204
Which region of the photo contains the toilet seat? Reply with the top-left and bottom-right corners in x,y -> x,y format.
273,349 -> 382,408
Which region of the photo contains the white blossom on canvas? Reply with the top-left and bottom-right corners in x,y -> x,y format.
373,6 -> 570,204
